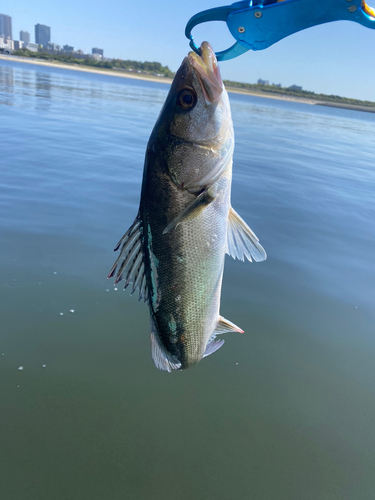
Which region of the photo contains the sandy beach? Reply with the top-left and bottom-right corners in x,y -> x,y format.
1,54 -> 374,112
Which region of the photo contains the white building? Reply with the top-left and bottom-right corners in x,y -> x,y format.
258,78 -> 270,86
47,42 -> 61,51
0,37 -> 14,51
25,42 -> 39,52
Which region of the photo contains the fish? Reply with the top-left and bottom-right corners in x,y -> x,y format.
108,42 -> 266,372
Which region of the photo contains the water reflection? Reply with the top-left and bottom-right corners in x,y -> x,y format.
0,60 -> 170,115
35,72 -> 52,110
0,65 -> 14,106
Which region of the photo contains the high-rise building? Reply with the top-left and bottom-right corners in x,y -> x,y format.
20,30 -> 30,43
92,47 -> 104,57
0,13 -> 12,40
35,24 -> 51,47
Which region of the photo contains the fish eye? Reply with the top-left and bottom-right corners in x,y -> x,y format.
177,88 -> 197,111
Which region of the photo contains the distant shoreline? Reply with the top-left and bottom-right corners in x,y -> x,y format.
225,86 -> 375,113
1,54 -> 374,113
0,54 -> 174,84
226,86 -> 317,105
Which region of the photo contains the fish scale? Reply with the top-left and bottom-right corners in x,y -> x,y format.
142,168 -> 231,366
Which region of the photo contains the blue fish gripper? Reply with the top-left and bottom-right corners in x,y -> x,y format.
185,0 -> 375,61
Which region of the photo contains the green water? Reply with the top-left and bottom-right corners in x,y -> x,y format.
1,59 -> 375,499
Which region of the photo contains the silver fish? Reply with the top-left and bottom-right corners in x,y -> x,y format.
108,42 -> 266,372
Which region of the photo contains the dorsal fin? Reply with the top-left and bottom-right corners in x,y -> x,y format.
108,215 -> 148,303
150,316 -> 181,372
226,207 -> 267,263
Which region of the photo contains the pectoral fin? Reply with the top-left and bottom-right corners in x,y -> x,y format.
227,207 -> 267,263
163,189 -> 216,234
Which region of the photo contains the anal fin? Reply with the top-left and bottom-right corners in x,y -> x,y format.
227,207 -> 267,263
204,316 -> 243,359
215,316 -> 244,335
150,316 -> 181,372
163,188 -> 215,234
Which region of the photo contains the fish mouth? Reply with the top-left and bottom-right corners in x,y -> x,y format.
188,42 -> 223,103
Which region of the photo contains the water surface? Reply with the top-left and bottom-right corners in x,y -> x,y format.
1,59 -> 375,500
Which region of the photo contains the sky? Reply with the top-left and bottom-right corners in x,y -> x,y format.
5,0 -> 375,101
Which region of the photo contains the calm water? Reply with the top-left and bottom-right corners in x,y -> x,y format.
1,59 -> 375,500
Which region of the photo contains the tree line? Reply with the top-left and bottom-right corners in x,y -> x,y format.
223,79 -> 375,108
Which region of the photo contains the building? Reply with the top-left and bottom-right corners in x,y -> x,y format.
47,42 -> 60,51
63,45 -> 74,52
288,84 -> 302,91
20,30 -> 30,43
35,24 -> 51,47
0,13 -> 12,40
13,40 -> 24,50
92,47 -> 104,57
25,42 -> 39,52
74,49 -> 88,60
257,78 -> 269,86
0,37 -> 13,49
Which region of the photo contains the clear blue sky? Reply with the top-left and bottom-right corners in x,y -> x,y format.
6,0 -> 375,101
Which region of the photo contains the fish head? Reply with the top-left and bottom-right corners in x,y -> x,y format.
166,41 -> 229,143
157,42 -> 233,191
